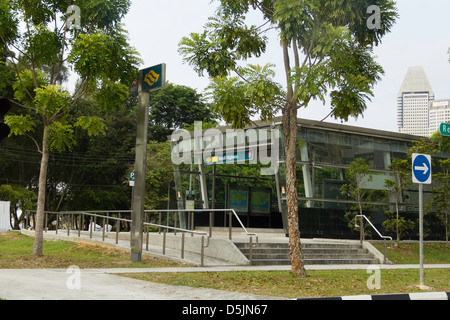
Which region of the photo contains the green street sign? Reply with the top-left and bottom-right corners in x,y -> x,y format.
439,123 -> 450,136
140,63 -> 166,92
204,150 -> 254,165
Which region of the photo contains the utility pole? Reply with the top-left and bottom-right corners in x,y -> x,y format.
130,64 -> 166,262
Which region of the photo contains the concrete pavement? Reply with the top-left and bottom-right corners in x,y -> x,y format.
0,268 -> 288,300
1,264 -> 449,300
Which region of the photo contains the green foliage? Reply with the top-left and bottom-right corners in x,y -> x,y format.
430,130 -> 450,153
47,121 -> 75,152
0,184 -> 36,211
382,210 -> 415,243
4,114 -> 36,136
93,80 -> 130,112
425,158 -> 450,246
34,85 -> 70,116
206,64 -> 283,128
24,24 -> 62,67
0,0 -> 141,256
0,184 -> 36,229
0,0 -> 19,44
344,211 -> 371,237
178,31 -> 238,78
12,69 -> 49,105
178,12 -> 267,78
384,158 -> 411,205
71,188 -> 130,211
68,27 -> 140,86
148,82 -> 218,141
340,158 -> 372,214
74,116 -> 106,137
179,0 -> 397,128
144,141 -> 174,210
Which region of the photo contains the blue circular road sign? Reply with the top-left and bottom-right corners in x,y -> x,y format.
412,154 -> 432,184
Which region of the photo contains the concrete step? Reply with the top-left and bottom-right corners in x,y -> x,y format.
239,247 -> 368,255
249,258 -> 380,266
235,240 -> 379,266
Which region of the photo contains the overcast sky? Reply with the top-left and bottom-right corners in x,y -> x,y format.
122,0 -> 450,133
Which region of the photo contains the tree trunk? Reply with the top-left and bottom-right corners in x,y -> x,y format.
33,126 -> 50,257
283,104 -> 306,277
282,42 -> 307,277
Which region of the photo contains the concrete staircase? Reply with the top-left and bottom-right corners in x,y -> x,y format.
235,241 -> 380,266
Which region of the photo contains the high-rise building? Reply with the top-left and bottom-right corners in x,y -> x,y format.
397,66 -> 435,137
429,99 -> 450,136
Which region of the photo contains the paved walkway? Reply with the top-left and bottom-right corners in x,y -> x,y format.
1,230 -> 449,300
1,264 -> 449,300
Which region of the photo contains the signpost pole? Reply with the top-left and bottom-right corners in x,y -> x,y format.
418,183 -> 424,287
131,89 -> 149,262
130,64 -> 166,262
412,153 -> 431,289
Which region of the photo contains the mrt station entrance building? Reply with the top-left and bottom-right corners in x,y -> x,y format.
169,117 -> 449,240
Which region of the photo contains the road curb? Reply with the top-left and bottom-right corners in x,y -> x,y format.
298,292 -> 450,300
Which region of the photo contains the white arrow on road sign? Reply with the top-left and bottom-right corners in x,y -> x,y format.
414,163 -> 429,175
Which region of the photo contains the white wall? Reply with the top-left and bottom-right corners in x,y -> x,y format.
0,201 -> 11,233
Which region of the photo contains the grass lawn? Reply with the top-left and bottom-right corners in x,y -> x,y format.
373,242 -> 450,264
123,268 -> 450,299
123,242 -> 449,298
0,231 -> 190,269
1,231 -> 448,298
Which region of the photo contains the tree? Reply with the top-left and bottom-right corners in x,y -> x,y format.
0,0 -> 141,256
341,158 -> 372,243
0,184 -> 36,229
179,0 -> 397,276
148,82 -> 218,142
383,158 -> 413,246
145,141 -> 174,210
427,159 -> 450,248
50,97 -> 136,211
427,132 -> 450,247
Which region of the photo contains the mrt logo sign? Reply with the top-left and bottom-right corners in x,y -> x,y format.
140,64 -> 166,92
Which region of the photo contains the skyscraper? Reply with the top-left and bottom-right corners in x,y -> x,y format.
429,99 -> 450,136
397,66 -> 435,137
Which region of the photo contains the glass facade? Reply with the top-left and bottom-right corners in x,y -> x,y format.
170,118 -> 450,240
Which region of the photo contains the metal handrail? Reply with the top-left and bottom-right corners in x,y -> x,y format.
25,210 -> 211,266
144,208 -> 259,245
355,215 -> 393,264
228,209 -> 258,245
24,208 -> 259,265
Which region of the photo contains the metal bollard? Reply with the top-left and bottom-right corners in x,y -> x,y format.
102,217 -> 106,241
181,233 -> 185,259
163,229 -> 166,255
249,236 -> 253,266
201,235 -> 205,267
116,219 -> 120,244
